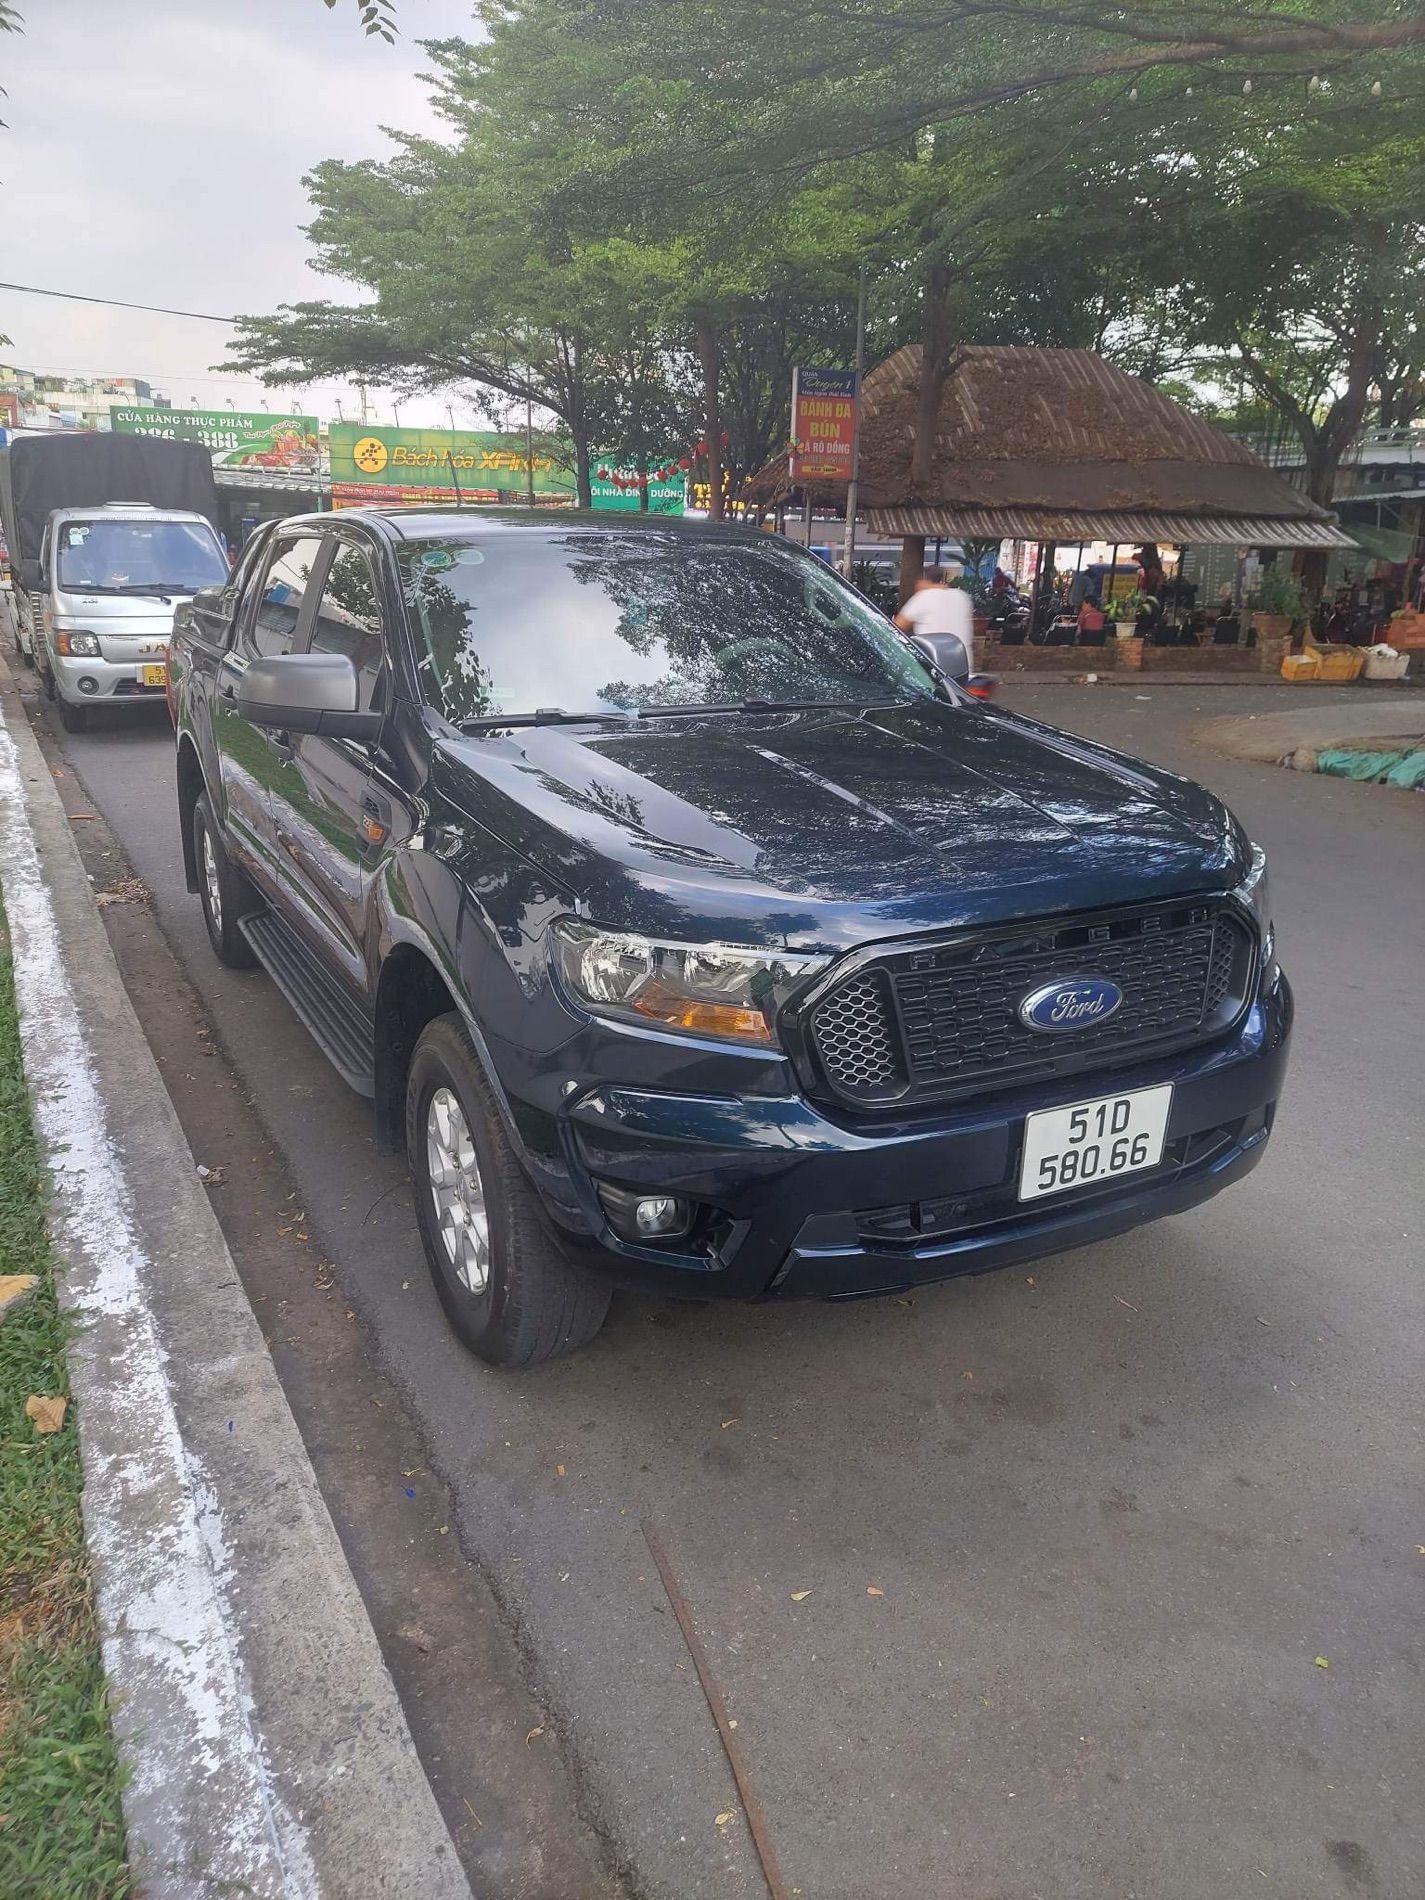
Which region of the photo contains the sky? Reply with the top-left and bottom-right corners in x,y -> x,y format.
0,0 -> 486,427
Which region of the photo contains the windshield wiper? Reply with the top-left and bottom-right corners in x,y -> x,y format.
636,698 -> 906,720
458,706 -> 638,732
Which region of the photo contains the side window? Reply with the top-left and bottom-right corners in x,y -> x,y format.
225,531 -> 273,649
248,534 -> 326,658
305,542 -> 387,713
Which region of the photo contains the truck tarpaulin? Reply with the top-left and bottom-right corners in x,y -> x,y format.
2,434 -> 221,566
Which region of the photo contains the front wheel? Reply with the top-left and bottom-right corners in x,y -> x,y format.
407,1014 -> 611,1367
57,693 -> 87,733
193,793 -> 257,969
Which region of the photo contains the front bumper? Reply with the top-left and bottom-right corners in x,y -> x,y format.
544,970 -> 1293,1301
51,650 -> 168,706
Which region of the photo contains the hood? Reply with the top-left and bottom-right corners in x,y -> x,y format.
52,586 -> 191,627
436,700 -> 1243,952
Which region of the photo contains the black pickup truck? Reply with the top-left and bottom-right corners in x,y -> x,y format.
169,509 -> 1291,1366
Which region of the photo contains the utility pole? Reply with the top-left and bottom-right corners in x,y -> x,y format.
357,381 -> 370,425
842,260 -> 868,578
526,391 -> 535,508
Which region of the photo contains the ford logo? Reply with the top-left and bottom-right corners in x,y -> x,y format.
1019,977 -> 1124,1033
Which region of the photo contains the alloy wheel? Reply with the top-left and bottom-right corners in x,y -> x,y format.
201,828 -> 223,935
426,1086 -> 490,1294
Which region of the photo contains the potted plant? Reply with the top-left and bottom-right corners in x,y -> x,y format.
1111,591 -> 1147,639
1249,571 -> 1306,642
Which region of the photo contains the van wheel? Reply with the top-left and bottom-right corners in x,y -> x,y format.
407,1014 -> 611,1368
57,695 -> 87,733
193,793 -> 257,969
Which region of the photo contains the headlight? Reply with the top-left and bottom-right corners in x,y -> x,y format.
1235,843 -> 1275,970
552,919 -> 827,1048
54,630 -> 100,657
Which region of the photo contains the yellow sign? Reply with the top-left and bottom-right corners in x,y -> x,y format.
352,435 -> 390,475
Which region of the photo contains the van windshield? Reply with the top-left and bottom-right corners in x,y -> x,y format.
398,527 -> 938,723
56,518 -> 228,594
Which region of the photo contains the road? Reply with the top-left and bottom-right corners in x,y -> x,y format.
26,674 -> 1424,1900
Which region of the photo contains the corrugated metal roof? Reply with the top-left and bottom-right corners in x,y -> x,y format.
866,507 -> 1357,549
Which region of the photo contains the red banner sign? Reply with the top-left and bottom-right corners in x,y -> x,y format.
789,367 -> 858,483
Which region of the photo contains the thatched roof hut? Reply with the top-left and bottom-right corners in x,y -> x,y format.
750,344 -> 1353,551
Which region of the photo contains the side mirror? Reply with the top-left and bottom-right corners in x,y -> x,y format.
189,586 -> 224,617
909,629 -> 970,685
20,557 -> 43,593
237,653 -> 382,742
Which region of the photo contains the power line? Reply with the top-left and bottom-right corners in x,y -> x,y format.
0,280 -> 236,324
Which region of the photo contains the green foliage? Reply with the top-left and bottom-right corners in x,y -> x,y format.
226,0 -> 1425,516
0,920 -> 129,1899
1250,570 -> 1308,618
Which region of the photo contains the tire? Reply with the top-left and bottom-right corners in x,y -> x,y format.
193,793 -> 258,969
57,694 -> 87,733
407,1013 -> 611,1367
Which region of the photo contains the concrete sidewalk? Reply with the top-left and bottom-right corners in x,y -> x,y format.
1193,696 -> 1424,765
0,648 -> 470,1898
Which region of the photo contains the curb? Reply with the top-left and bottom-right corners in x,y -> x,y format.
0,651 -> 471,1897
1191,697 -> 1425,765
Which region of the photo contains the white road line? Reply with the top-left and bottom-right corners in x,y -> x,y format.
0,709 -> 316,1897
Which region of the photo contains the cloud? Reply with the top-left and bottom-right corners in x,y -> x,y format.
1,0 -> 483,424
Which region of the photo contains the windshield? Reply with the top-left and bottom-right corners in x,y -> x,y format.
56,518 -> 228,593
398,528 -> 939,722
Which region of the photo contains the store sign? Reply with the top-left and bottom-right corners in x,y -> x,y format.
328,422 -> 575,507
789,367 -> 858,483
590,465 -> 685,514
112,406 -> 321,471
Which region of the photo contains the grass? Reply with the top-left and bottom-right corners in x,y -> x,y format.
0,902 -> 130,1899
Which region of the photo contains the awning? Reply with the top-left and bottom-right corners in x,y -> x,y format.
865,506 -> 1357,549
214,466 -> 326,495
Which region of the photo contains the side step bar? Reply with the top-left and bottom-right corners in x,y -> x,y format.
239,911 -> 376,1097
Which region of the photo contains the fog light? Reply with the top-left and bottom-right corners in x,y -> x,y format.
635,1195 -> 685,1237
77,676 -> 99,695
597,1182 -> 695,1242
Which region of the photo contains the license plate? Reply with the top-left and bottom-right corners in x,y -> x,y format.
1018,1083 -> 1173,1202
141,662 -> 166,687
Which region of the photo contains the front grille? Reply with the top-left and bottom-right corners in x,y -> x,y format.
803,898 -> 1255,1108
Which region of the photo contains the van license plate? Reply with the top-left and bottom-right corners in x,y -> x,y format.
1018,1084 -> 1173,1201
141,663 -> 166,687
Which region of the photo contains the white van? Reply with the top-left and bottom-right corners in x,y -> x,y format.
32,503 -> 228,731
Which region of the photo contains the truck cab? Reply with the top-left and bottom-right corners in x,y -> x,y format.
31,503 -> 228,731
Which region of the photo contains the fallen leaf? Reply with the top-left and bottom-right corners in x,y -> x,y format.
790,1590 -> 811,1602
0,1275 -> 39,1324
715,1811 -> 736,1828
524,1725 -> 544,1744
866,1586 -> 884,1597
720,1417 -> 739,1430
961,1370 -> 975,1381
1026,1276 -> 1036,1287
728,1719 -> 738,1729
25,1394 -> 67,1435
555,1463 -> 566,1477
1314,1656 -> 1330,1670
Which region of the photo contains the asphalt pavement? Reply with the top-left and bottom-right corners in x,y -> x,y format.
25,676 -> 1424,1900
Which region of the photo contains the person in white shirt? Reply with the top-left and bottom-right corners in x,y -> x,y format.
894,564 -> 974,669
